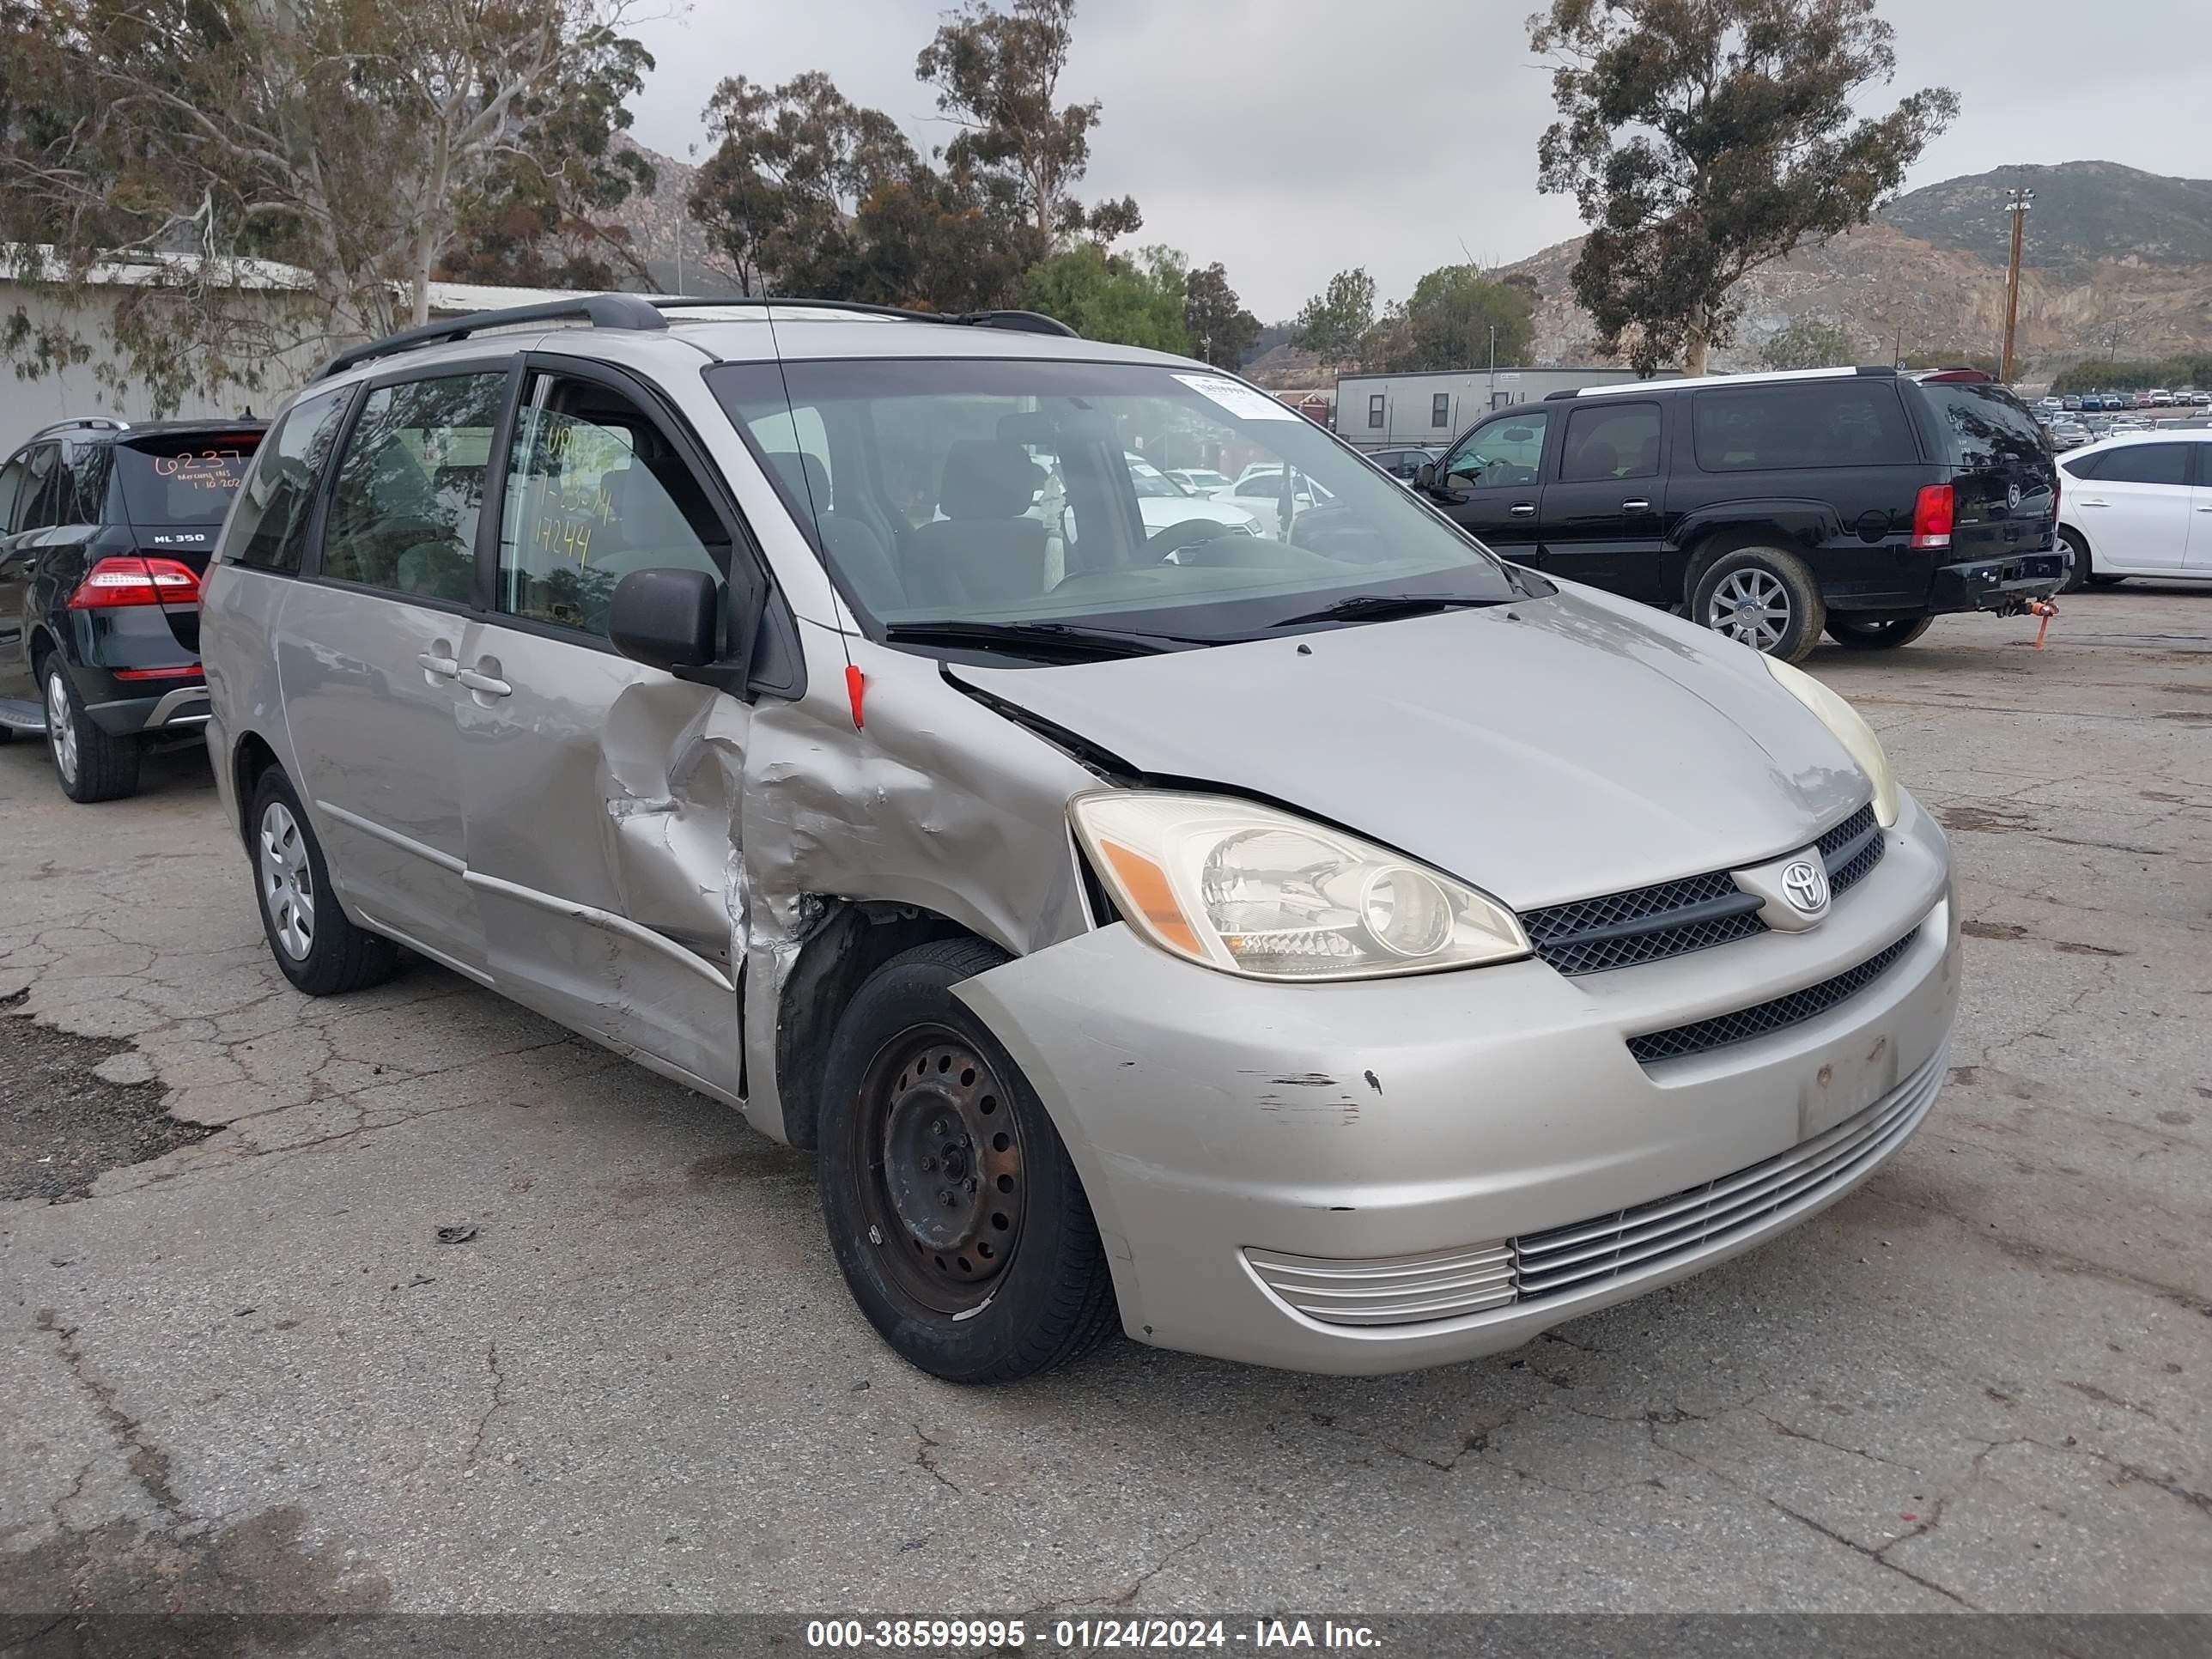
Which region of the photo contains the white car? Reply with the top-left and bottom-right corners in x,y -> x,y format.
1166,468 -> 1234,496
2057,430 -> 2212,586
2148,389 -> 2176,407
1122,453 -> 1261,538
1219,464 -> 1340,528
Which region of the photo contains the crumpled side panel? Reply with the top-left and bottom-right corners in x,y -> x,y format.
735,627 -> 1097,1141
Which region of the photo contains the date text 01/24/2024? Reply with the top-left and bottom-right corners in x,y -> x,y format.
805,1619 -> 1383,1650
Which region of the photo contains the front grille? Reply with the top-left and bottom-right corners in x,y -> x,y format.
1514,1045 -> 1943,1302
1246,1047 -> 1944,1328
1816,804 -> 1885,896
1244,1241 -> 1516,1326
1626,927 -> 1920,1065
1522,871 -> 1765,976
1520,801 -> 1882,979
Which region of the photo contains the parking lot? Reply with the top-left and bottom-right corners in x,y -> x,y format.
2,589 -> 2208,1616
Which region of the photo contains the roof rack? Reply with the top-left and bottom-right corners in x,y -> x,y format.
314,291 -> 1082,382
29,415 -> 131,439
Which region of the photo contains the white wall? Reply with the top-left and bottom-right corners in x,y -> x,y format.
0,283 -> 335,458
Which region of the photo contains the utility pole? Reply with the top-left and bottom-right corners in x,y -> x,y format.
1487,325 -> 1498,410
2000,187 -> 2033,385
1893,325 -> 1904,370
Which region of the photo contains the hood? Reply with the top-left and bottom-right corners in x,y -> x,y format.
949,583 -> 1871,910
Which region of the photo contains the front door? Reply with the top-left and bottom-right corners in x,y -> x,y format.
458,362 -> 755,1099
1429,409 -> 1549,560
2071,442 -> 2194,574
276,368 -> 510,985
1538,398 -> 1666,602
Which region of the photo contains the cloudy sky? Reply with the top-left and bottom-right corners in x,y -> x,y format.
625,0 -> 2209,321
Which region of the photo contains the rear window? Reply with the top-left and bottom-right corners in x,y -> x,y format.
117,434 -> 260,526
1917,384 -> 2049,470
1692,382 -> 1916,471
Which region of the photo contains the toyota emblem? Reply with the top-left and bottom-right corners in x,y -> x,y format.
1781,859 -> 1830,916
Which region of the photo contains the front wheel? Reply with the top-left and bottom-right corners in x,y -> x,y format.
817,939 -> 1118,1383
1824,613 -> 1934,650
1691,547 -> 1826,663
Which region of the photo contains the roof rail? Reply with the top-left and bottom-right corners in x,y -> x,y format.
1854,364 -> 1901,377
314,293 -> 667,380
647,297 -> 1079,338
30,415 -> 131,439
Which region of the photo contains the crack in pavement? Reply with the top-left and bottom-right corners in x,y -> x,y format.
910,1423 -> 960,1494
465,1342 -> 511,1470
33,1310 -> 188,1527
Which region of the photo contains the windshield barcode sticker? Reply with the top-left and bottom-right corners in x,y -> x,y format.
1173,374 -> 1299,422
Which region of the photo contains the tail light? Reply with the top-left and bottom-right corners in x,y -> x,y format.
68,556 -> 201,609
1910,484 -> 1954,550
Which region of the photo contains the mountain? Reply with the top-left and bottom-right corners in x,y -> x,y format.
1499,161 -> 2212,381
605,138 -> 748,297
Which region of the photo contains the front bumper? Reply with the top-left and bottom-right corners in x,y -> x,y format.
1929,549 -> 2066,614
958,793 -> 1959,1375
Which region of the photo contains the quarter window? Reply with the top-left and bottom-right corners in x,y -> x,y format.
1443,411 -> 1548,488
1692,383 -> 1915,471
1559,403 -> 1662,483
321,373 -> 506,602
218,386 -> 354,574
2087,444 -> 2189,487
496,374 -> 730,641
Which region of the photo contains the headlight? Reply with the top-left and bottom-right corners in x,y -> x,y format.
1764,656 -> 1899,828
1070,792 -> 1529,981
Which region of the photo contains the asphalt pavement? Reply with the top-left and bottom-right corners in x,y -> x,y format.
2,588 -> 2208,1619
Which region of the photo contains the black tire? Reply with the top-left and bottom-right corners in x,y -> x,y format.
1691,547 -> 1826,663
2057,527 -> 2090,593
1825,613 -> 1935,650
247,765 -> 401,996
817,938 -> 1118,1383
42,659 -> 140,803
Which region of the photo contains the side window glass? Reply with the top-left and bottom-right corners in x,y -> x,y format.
0,454 -> 28,532
16,444 -> 63,532
323,373 -> 506,602
63,444 -> 111,524
1560,403 -> 1662,483
2093,445 -> 2187,487
496,375 -> 731,640
218,386 -> 354,574
1444,413 -> 1547,488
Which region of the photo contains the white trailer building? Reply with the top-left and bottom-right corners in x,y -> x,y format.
1334,366 -> 1670,452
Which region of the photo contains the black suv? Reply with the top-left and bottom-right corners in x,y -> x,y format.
0,416 -> 265,800
1414,367 -> 2063,660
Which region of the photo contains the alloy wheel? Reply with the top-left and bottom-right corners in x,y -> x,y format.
855,1025 -> 1026,1316
258,801 -> 316,961
1709,568 -> 1791,652
45,671 -> 77,787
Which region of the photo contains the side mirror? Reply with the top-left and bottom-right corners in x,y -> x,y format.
1413,462 -> 1437,491
610,567 -> 721,672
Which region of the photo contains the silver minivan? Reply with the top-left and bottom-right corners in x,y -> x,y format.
201,296 -> 1960,1382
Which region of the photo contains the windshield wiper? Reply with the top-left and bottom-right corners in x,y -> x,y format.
1267,592 -> 1510,629
883,619 -> 1199,659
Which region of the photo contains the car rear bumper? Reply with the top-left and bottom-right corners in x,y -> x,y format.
957,793 -> 1959,1375
83,680 -> 210,736
1928,549 -> 2066,613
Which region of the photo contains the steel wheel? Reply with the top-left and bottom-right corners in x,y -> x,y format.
45,668 -> 77,787
258,801 -> 316,962
1708,568 -> 1791,651
854,1024 -> 1025,1316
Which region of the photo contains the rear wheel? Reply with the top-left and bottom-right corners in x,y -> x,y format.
249,766 -> 401,996
817,938 -> 1117,1383
1692,547 -> 1826,663
1824,613 -> 1934,650
43,660 -> 140,803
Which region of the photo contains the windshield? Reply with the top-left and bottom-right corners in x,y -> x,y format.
116,434 -> 260,526
711,357 -> 1514,646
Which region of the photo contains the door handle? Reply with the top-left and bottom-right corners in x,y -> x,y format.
1621,499 -> 1650,511
417,646 -> 459,678
456,665 -> 511,698
2079,499 -> 2110,507
1509,502 -> 1535,516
